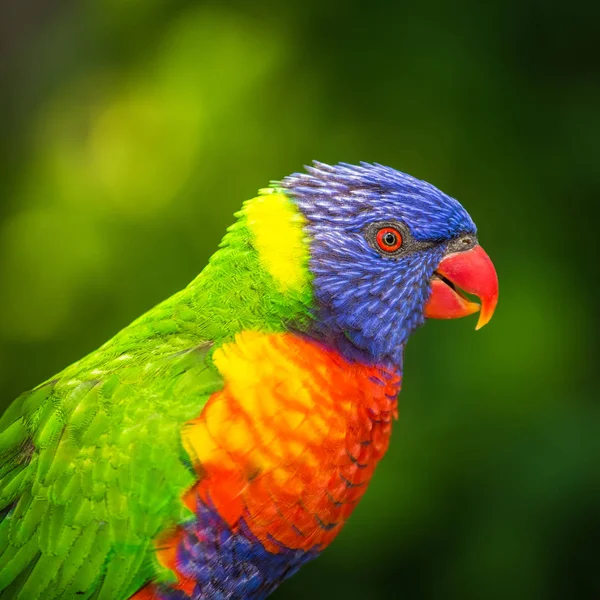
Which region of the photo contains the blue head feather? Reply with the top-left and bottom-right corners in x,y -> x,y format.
282,161 -> 477,369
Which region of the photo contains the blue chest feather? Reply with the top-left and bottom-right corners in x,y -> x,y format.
153,499 -> 319,600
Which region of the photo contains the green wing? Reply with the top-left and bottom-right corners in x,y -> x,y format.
0,337 -> 223,600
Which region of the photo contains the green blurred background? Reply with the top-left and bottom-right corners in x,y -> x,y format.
0,1 -> 598,598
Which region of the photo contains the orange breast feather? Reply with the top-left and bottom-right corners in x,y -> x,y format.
181,331 -> 400,553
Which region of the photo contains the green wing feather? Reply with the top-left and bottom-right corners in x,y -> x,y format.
0,307 -> 223,600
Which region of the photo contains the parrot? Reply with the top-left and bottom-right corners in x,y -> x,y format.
0,161 -> 498,600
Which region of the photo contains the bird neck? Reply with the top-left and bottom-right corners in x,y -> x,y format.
182,193 -> 314,346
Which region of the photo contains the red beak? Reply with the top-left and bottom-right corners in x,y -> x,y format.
424,244 -> 498,330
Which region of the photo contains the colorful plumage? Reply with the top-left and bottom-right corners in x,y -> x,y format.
0,162 -> 498,599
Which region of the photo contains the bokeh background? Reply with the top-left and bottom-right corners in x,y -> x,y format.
0,1 -> 598,598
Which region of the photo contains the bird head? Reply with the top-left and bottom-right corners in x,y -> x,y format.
278,161 -> 498,368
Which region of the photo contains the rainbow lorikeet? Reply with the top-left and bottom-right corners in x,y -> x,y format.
0,162 -> 498,599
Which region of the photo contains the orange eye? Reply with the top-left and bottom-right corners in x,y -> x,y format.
376,227 -> 403,252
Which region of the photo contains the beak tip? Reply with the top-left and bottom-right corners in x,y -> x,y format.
475,305 -> 496,330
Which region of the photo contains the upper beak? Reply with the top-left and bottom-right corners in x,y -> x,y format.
424,244 -> 498,330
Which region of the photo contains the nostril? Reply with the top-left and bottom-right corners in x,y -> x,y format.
448,235 -> 477,253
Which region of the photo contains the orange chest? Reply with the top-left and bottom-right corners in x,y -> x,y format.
182,332 -> 401,552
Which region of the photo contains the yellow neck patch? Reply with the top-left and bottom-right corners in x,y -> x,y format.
244,190 -> 310,293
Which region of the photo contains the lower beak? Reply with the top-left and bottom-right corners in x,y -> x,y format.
424,244 -> 498,330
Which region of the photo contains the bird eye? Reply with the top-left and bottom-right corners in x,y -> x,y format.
376,227 -> 403,252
